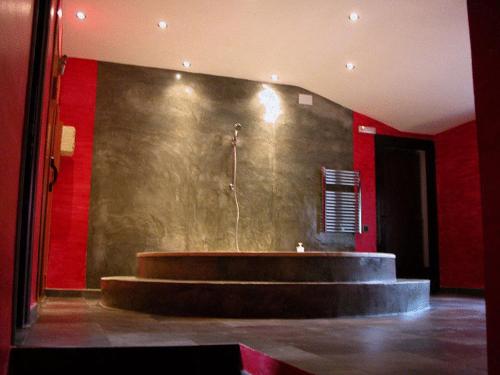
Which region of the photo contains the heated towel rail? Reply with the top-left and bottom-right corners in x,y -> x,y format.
321,168 -> 362,233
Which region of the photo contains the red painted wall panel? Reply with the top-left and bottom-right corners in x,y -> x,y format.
435,121 -> 484,289
46,58 -> 97,289
239,345 -> 313,375
468,0 -> 500,371
0,1 -> 35,373
352,112 -> 431,252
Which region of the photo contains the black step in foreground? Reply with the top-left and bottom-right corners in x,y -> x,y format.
9,344 -> 312,375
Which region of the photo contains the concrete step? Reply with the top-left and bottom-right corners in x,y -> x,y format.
136,251 -> 397,282
101,276 -> 430,318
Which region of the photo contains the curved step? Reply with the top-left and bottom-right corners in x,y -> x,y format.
136,251 -> 397,282
101,277 -> 429,318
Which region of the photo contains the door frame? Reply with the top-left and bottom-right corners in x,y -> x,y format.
375,135 -> 440,292
12,0 -> 52,331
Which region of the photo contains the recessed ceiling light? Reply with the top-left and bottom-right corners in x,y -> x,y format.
345,62 -> 355,70
182,60 -> 191,68
271,74 -> 279,81
175,73 -> 182,80
75,11 -> 86,20
158,20 -> 168,29
349,12 -> 360,22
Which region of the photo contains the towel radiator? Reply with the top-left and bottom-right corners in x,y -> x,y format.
321,167 -> 362,233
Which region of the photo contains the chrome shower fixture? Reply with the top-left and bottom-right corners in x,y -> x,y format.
233,123 -> 242,144
230,123 -> 243,251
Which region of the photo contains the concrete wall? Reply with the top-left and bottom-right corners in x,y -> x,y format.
87,62 -> 353,287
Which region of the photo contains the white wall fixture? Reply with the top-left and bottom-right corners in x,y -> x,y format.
298,94 -> 313,105
358,125 -> 376,134
61,125 -> 76,156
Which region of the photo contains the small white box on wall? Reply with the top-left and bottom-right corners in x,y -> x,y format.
61,125 -> 76,156
298,94 -> 313,105
358,125 -> 377,134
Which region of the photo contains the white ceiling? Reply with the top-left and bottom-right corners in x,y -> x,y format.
62,0 -> 475,134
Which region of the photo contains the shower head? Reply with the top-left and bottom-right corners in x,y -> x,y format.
233,123 -> 242,138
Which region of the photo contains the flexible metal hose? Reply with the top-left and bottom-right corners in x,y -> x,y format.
232,138 -> 240,251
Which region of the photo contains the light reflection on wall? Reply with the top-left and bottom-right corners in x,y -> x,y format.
258,84 -> 282,124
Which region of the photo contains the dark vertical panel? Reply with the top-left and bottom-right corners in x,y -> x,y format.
0,0 -> 35,372
377,147 -> 423,276
467,1 -> 500,372
13,0 -> 51,329
375,135 -> 439,290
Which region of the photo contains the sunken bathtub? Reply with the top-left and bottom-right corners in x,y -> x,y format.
101,251 -> 429,318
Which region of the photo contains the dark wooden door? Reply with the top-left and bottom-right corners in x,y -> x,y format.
376,136 -> 439,290
377,147 -> 424,277
37,2 -> 63,298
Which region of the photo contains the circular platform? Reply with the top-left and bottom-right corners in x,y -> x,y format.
101,251 -> 430,318
101,277 -> 429,318
137,251 -> 396,282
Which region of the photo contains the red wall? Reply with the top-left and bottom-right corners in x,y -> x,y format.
46,58 -> 98,289
352,112 -> 431,252
468,0 -> 500,372
239,345 -> 312,375
435,121 -> 484,288
0,1 -> 35,373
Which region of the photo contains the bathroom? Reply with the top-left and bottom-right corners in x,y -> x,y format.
4,1 -> 491,374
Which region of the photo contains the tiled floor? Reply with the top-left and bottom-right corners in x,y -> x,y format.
20,295 -> 486,374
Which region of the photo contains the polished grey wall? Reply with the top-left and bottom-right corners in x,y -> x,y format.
87,62 -> 353,287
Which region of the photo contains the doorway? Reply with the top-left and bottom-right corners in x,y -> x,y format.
375,135 -> 439,291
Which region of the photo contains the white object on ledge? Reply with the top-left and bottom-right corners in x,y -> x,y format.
61,125 -> 76,156
296,242 -> 304,252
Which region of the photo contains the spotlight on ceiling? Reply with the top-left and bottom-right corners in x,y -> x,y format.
182,60 -> 191,68
158,20 -> 168,29
345,62 -> 355,70
175,73 -> 182,80
75,11 -> 86,20
271,74 -> 279,82
349,12 -> 360,22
